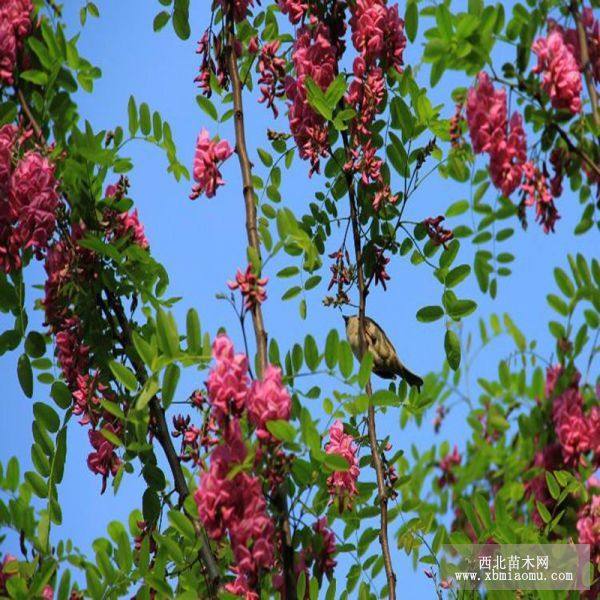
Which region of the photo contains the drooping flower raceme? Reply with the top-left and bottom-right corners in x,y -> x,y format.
246,365 -> 291,441
577,495 -> 600,564
533,30 -> 582,114
466,72 -> 527,200
190,129 -> 234,199
520,161 -> 559,233
194,420 -> 275,595
0,0 -> 33,85
285,24 -> 338,174
206,335 -> 250,422
325,420 -> 360,509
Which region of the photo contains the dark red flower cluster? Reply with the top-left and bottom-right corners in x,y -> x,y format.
219,0 -> 254,23
437,445 -> 461,488
466,72 -> 527,199
519,161 -> 560,233
0,0 -> 33,85
423,215 -> 453,247
257,40 -> 287,118
296,517 -> 337,580
0,125 -> 60,272
227,264 -> 268,311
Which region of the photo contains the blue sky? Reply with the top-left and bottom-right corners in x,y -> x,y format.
0,1 -> 597,596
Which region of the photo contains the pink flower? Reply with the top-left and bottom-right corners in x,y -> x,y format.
227,264 -> 268,310
246,365 -> 291,441
553,384 -> 592,466
533,30 -> 582,114
277,0 -> 307,25
325,420 -> 360,509
466,72 -> 507,155
113,209 -> 149,249
286,24 -> 338,174
0,554 -> 16,595
488,112 -> 527,199
437,445 -> 461,487
311,517 -> 337,576
577,496 -> 600,563
194,420 -> 275,593
520,161 -> 559,233
466,73 -> 527,198
10,151 -> 60,255
190,129 -> 234,199
206,335 -> 249,421
0,0 -> 33,85
42,585 -> 54,600
87,424 -> 121,494
545,364 -> 563,397
349,0 -> 406,72
423,216 -> 453,247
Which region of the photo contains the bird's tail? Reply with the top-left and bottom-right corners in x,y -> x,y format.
399,366 -> 424,392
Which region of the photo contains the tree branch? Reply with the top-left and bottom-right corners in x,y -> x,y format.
225,14 -> 297,599
571,0 -> 599,128
103,290 -> 220,593
341,131 -> 397,599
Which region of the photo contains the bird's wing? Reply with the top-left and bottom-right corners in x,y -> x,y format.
364,317 -> 396,362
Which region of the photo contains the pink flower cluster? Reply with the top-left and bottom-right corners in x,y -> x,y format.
0,0 -> 33,85
277,0 -> 307,24
466,72 -> 527,199
0,125 -> 60,272
533,30 -> 582,114
195,420 -> 275,597
190,129 -> 234,199
552,377 -> 600,467
349,0 -> 406,73
227,264 -> 268,311
104,183 -> 149,249
437,445 -> 461,488
199,336 -> 295,594
550,7 -> 600,85
325,420 -> 360,510
344,0 -> 405,210
285,24 -> 338,174
520,161 -> 560,233
577,495 -> 600,563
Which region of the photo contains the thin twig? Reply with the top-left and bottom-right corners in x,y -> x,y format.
225,12 -> 296,599
342,130 -> 397,599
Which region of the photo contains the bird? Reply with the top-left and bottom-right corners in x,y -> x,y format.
343,314 -> 424,391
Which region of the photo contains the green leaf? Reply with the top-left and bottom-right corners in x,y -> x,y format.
153,10 -> 170,31
156,309 -> 179,357
554,267 -> 574,298
172,0 -> 190,39
18,354 -> 33,398
127,95 -> 138,136
338,340 -> 354,379
444,330 -> 461,370
416,305 -> 444,323
196,95 -> 218,121
51,381 -> 71,410
25,471 -> 47,498
168,510 -> 195,542
109,360 -> 138,392
325,329 -> 339,369
545,472 -> 560,500
358,352 -> 373,388
132,331 -> 155,366
323,453 -> 349,471
186,308 -> 202,354
304,335 -> 320,371
445,264 -> 471,288
139,102 -> 151,135
142,488 -> 161,524
6,457 -> 19,492
536,501 -> 552,524
405,1 -> 419,42
25,331 -> 46,358
162,364 -> 180,408
33,403 -> 60,433
266,420 -> 296,443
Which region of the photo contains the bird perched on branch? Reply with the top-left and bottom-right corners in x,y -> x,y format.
343,315 -> 423,391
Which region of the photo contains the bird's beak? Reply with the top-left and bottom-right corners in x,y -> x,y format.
342,315 -> 349,324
